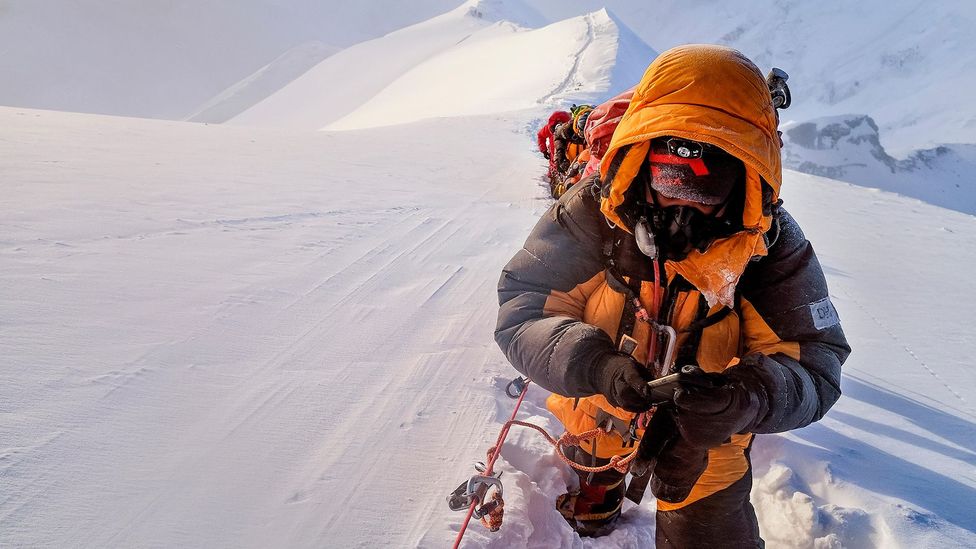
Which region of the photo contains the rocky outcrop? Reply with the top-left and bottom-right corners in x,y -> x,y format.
781,114 -> 976,214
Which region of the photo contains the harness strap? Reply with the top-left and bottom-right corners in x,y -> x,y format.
675,294 -> 712,367
598,199 -> 643,355
590,177 -> 744,505
675,291 -> 740,366
606,265 -> 642,352
626,290 -> 739,505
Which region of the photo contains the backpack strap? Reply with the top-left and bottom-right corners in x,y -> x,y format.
600,215 -> 645,354
675,290 -> 740,367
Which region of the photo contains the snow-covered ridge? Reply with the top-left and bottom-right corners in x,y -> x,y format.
185,42 -> 339,124
5,0 -> 975,160
322,8 -> 654,131
458,0 -> 547,27
0,0 -> 461,119
228,0 -> 510,129
231,3 -> 655,131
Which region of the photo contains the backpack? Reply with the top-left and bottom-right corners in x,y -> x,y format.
580,88 -> 635,178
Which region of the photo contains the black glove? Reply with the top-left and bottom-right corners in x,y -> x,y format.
672,365 -> 768,448
652,434 -> 709,503
589,352 -> 655,413
629,406 -> 709,503
543,151 -> 550,160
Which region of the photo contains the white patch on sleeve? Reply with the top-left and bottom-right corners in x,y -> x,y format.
809,297 -> 840,330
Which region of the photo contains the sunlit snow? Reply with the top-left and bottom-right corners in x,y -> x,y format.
2,1 -> 975,547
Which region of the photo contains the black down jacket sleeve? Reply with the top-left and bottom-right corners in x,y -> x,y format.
737,208 -> 852,434
494,182 -> 615,397
552,123 -> 574,173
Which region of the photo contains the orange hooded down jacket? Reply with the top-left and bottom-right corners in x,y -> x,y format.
495,45 -> 850,510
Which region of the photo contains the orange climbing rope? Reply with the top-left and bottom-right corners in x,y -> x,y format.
451,381 -> 641,548
451,380 -> 531,549
500,420 -> 638,474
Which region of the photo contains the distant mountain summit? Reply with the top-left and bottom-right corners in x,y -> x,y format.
783,115 -> 976,215
230,5 -> 655,131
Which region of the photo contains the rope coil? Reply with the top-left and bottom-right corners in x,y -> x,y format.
452,382 -> 638,546
466,419 -> 636,538
479,492 -> 504,532
503,420 -> 637,474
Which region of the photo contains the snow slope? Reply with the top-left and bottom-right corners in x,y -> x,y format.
233,3 -> 654,131
0,106 -> 537,548
326,9 -> 652,131
751,173 -> 976,548
0,0 -> 460,120
3,105 -> 975,548
185,42 -> 340,124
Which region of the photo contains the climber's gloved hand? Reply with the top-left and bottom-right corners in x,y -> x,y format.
543,151 -> 550,160
652,429 -> 710,503
589,352 -> 655,413
672,364 -> 769,448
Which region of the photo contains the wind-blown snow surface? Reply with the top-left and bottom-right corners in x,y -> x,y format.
3,106 -> 975,548
0,106 -> 536,548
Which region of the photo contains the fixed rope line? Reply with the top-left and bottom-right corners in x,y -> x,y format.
451,379 -> 531,549
452,381 -> 640,548
501,420 -> 637,474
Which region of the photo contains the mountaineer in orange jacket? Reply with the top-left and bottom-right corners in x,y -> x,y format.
495,45 -> 849,546
549,105 -> 595,198
552,105 -> 594,176
581,87 -> 634,179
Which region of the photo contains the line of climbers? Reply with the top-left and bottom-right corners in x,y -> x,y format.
509,45 -> 848,546
536,89 -> 633,199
